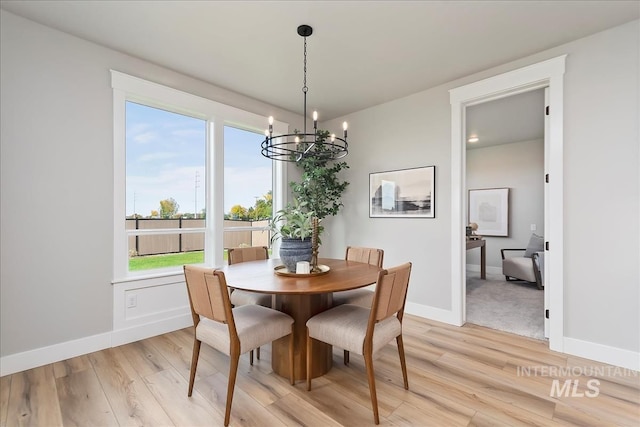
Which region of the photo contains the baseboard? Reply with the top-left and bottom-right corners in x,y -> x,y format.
111,313 -> 193,347
404,303 -> 639,371
405,301 -> 459,325
0,314 -> 193,377
0,331 -> 112,377
563,337 -> 640,371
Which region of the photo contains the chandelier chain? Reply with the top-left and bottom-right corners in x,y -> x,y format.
302,37 -> 308,94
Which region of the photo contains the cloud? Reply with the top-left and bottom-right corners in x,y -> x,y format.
172,129 -> 205,139
126,122 -> 157,144
138,151 -> 179,163
134,131 -> 157,144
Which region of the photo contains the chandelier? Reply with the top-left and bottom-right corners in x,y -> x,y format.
261,25 -> 348,162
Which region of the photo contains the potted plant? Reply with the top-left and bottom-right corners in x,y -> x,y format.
270,200 -> 318,272
271,130 -> 349,272
290,130 -> 349,227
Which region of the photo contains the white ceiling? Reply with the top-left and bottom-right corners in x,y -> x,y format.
2,0 -> 638,145
466,88 -> 545,149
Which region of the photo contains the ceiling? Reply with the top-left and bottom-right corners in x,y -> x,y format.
466,89 -> 545,149
2,1 -> 638,146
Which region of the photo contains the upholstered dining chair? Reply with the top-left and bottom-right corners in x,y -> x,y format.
183,265 -> 294,426
306,262 -> 412,424
332,246 -> 384,365
227,246 -> 273,362
332,246 -> 384,307
228,246 -> 272,307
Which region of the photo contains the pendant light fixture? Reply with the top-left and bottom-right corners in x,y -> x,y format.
261,25 -> 348,162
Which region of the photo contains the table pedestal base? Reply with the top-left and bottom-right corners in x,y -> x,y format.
272,294 -> 333,380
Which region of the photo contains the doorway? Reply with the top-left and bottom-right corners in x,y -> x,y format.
449,56 -> 566,352
464,89 -> 546,340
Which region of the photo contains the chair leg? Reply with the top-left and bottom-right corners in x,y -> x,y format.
250,349 -> 254,365
396,335 -> 409,390
363,351 -> 380,425
188,339 -> 202,396
257,346 -> 261,360
224,352 -> 240,427
289,332 -> 295,385
344,349 -> 350,365
306,328 -> 313,391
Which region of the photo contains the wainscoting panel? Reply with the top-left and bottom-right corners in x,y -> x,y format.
112,274 -> 192,347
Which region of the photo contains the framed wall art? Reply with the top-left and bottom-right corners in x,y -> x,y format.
369,166 -> 435,218
468,188 -> 509,236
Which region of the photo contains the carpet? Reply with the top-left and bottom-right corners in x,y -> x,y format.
466,272 -> 545,340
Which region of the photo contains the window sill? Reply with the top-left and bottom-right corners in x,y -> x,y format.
112,263 -> 222,287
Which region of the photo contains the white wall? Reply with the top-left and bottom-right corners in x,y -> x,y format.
324,20 -> 639,361
1,9 -> 638,372
466,139 -> 545,270
560,20 -> 639,353
0,11 -> 302,362
323,88 -> 454,313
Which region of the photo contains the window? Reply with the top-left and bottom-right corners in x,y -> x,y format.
223,126 -> 272,251
126,102 -> 206,272
112,71 -> 288,282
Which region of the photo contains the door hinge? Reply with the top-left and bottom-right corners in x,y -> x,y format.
545,309 -> 550,319
545,105 -> 550,115
545,174 -> 549,183
545,241 -> 550,251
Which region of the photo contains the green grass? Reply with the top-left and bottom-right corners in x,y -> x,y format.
129,251 -> 206,271
128,248 -> 268,271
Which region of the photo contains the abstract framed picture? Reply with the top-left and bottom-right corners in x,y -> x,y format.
369,166 -> 435,218
468,188 -> 509,236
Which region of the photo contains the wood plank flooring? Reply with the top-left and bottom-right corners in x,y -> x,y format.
1,315 -> 638,426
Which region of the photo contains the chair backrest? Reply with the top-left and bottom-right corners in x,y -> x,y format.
228,246 -> 269,265
370,262 -> 412,323
183,265 -> 234,326
345,246 -> 384,268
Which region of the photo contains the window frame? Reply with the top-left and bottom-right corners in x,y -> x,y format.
111,71 -> 287,283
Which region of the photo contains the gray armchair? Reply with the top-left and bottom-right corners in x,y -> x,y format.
501,249 -> 544,289
501,233 -> 544,289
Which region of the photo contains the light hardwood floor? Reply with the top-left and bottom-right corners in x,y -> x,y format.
2,315 -> 638,426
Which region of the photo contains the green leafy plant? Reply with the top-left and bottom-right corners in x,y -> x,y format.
269,200 -> 317,242
290,130 -> 350,220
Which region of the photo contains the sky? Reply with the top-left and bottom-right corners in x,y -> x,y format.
125,101 -> 272,217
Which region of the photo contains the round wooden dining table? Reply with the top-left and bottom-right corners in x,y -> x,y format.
219,257 -> 382,380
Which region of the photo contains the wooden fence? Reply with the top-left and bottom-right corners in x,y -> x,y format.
126,218 -> 270,256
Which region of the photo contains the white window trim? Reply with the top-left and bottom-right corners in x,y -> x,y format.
111,70 -> 287,284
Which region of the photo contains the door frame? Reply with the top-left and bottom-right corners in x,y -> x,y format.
449,56 -> 566,351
